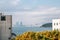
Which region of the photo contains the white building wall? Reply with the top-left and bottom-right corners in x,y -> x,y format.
52,19 -> 60,30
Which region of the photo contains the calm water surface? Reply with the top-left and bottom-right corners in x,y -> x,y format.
12,26 -> 52,35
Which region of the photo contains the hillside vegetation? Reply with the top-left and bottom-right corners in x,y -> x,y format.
41,23 -> 52,27
12,30 -> 60,40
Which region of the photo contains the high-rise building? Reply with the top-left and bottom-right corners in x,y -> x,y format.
0,13 -> 12,40
20,21 -> 23,26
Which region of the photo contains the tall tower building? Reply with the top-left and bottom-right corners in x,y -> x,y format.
0,13 -> 12,40
20,21 -> 23,26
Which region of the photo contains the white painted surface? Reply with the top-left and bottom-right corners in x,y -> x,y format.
52,19 -> 60,30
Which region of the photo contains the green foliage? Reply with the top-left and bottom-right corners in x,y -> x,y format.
12,30 -> 60,40
41,23 -> 52,27
11,38 -> 15,40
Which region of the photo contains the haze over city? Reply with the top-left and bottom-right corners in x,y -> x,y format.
0,0 -> 60,26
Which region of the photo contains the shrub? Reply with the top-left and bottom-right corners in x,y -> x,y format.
12,30 -> 60,40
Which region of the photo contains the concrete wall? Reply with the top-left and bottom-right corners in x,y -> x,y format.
0,14 -> 12,40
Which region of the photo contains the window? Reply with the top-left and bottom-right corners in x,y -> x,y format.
9,27 -> 11,30
1,16 -> 6,21
56,23 -> 58,25
8,37 -> 11,40
54,23 -> 55,25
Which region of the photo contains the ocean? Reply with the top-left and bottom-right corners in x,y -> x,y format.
12,26 -> 52,35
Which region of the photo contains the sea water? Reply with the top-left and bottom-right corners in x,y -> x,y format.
12,26 -> 52,35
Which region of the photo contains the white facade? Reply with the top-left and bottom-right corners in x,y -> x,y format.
0,13 -> 12,40
52,19 -> 60,30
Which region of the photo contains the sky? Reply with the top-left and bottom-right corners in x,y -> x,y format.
0,0 -> 60,26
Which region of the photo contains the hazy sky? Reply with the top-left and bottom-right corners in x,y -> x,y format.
0,0 -> 60,26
